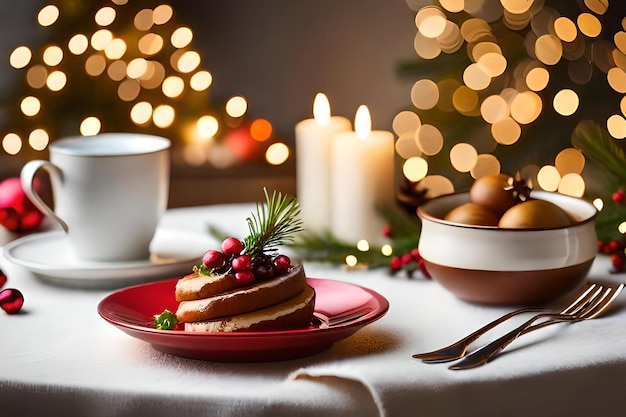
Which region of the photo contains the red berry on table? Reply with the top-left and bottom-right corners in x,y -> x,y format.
0,268 -> 7,288
273,255 -> 291,273
418,258 -> 432,279
202,249 -> 225,269
608,240 -> 622,252
389,256 -> 403,271
221,237 -> 244,256
401,253 -> 412,266
612,189 -> 625,204
232,254 -> 252,272
410,248 -> 421,262
0,288 -> 24,314
235,271 -> 255,284
611,254 -> 624,272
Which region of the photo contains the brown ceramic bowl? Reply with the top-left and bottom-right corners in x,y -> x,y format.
417,191 -> 598,305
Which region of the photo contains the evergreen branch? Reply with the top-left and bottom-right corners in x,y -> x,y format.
289,232 -> 419,268
572,120 -> 626,183
242,188 -> 304,259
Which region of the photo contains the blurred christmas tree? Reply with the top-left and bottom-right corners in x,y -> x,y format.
0,0 -> 290,170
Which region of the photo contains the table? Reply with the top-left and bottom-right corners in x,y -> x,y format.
2,204 -> 626,417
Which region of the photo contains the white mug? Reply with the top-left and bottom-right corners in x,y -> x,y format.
20,133 -> 171,262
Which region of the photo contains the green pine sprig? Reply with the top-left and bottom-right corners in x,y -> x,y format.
242,188 -> 304,261
571,120 -> 626,241
571,120 -> 626,187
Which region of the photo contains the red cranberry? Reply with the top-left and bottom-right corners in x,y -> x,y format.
235,271 -> 255,284
222,237 -> 244,256
202,250 -> 225,269
418,258 -> 432,279
382,224 -> 393,238
410,248 -> 421,262
389,256 -> 403,271
609,240 -> 621,252
273,255 -> 291,274
253,262 -> 275,280
232,254 -> 252,272
611,254 -> 624,272
0,288 -> 24,314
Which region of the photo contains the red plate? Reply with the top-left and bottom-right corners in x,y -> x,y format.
98,277 -> 389,362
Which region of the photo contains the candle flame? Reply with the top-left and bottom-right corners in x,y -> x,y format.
355,105 -> 371,139
313,93 -> 331,127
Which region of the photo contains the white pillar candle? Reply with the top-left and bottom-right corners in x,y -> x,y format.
331,105 -> 395,245
295,93 -> 351,233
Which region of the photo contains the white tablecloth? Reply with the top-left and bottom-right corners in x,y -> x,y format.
1,204 -> 626,417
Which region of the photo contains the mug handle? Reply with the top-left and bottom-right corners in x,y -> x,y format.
20,160 -> 69,233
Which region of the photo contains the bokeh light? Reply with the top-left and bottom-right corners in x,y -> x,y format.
28,129 -> 49,151
9,46 -> 32,69
196,115 -> 219,139
68,34 -> 89,55
190,71 -> 213,91
2,133 -> 22,155
42,45 -> 63,66
95,7 -> 116,26
265,142 -> 290,165
79,117 -> 102,136
250,119 -> 273,142
38,5 -> 59,27
226,96 -> 248,118
20,96 -> 41,116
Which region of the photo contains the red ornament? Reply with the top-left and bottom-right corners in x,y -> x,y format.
0,177 -> 44,233
0,288 -> 24,314
224,124 -> 263,162
0,268 -> 7,288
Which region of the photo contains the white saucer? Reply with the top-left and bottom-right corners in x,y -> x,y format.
3,228 -> 214,289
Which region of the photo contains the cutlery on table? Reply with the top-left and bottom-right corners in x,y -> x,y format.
448,283 -> 624,370
413,283 -> 601,363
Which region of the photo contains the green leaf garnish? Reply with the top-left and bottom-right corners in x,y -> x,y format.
154,309 -> 178,330
192,264 -> 211,276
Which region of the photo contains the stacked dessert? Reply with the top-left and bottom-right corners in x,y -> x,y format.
160,190 -> 315,332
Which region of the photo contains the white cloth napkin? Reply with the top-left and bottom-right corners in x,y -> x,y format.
288,260 -> 626,417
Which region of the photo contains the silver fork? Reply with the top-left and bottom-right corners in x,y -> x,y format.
449,283 -> 624,370
413,283 -> 600,363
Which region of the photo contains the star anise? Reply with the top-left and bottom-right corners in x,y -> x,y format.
505,172 -> 532,203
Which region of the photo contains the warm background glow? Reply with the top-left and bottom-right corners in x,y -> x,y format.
396,0 -> 626,204
1,1 -> 289,171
